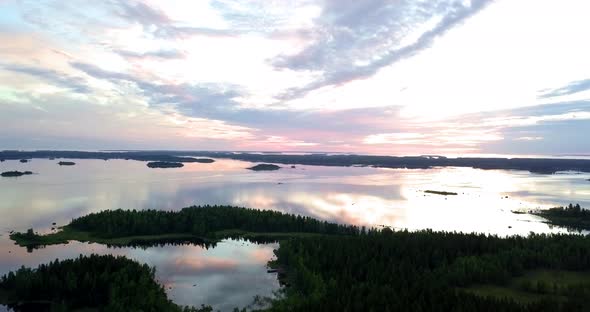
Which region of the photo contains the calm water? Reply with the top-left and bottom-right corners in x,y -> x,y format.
1,158 -> 589,310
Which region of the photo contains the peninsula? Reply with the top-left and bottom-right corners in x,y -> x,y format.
532,203 -> 590,231
9,205 -> 356,248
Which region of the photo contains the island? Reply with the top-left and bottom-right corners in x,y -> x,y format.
1,171 -> 33,177
192,158 -> 215,163
57,161 -> 76,166
146,161 -> 184,168
425,190 -> 458,196
532,203 -> 590,231
9,205 -> 356,249
19,159 -> 29,163
6,205 -> 590,311
248,164 -> 281,171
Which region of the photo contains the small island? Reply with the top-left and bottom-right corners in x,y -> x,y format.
425,190 -> 458,196
58,161 -> 76,166
19,159 -> 29,163
146,161 -> 184,168
1,171 -> 33,177
192,158 -> 215,163
248,164 -> 281,171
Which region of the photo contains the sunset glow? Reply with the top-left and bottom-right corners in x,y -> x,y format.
1,0 -> 589,155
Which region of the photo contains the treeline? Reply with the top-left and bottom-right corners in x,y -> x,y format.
68,205 -> 359,238
269,230 -> 590,311
0,254 -> 212,312
3,150 -> 590,173
0,150 -> 209,163
534,204 -> 590,231
5,206 -> 590,311
540,204 -> 589,218
189,152 -> 590,174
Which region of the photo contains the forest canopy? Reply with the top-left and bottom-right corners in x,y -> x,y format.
0,254 -> 212,312
6,205 -> 590,311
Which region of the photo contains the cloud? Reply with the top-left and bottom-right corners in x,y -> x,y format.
539,79 -> 590,98
272,0 -> 493,100
114,1 -> 237,39
1,63 -> 90,93
363,130 -> 503,147
113,48 -> 186,59
70,61 -> 134,81
114,0 -> 170,28
70,61 -> 242,116
514,136 -> 543,141
360,100 -> 590,154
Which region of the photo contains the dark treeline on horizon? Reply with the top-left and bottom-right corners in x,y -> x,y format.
2,150 -> 590,173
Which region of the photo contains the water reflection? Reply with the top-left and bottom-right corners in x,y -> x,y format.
0,236 -> 278,311
1,158 -> 589,309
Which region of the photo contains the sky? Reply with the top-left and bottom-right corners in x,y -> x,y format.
0,0 -> 589,156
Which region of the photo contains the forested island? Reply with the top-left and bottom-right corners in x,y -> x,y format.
147,161 -> 184,168
1,171 -> 33,177
1,150 -> 590,173
248,164 -> 281,171
425,190 -> 458,196
57,161 -> 76,166
192,158 -> 215,163
10,206 -> 357,249
533,204 -> 590,231
6,205 -> 590,311
0,254 -> 212,311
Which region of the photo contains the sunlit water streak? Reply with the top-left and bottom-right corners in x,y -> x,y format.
0,158 -> 589,310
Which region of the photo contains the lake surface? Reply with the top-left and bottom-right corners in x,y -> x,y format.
1,158 -> 589,310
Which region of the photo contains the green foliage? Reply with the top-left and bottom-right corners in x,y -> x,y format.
534,203 -> 590,231
7,206 -> 590,311
269,230 -> 590,311
66,205 -> 359,239
0,254 -> 213,312
10,206 -> 359,250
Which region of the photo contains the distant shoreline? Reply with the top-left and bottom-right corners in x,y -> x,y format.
1,150 -> 590,174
